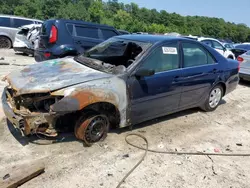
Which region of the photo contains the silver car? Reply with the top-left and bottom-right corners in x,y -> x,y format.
0,15 -> 42,48
238,50 -> 250,81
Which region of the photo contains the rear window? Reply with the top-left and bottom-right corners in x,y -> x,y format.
101,29 -> 118,40
0,17 -> 11,27
13,18 -> 34,28
75,26 -> 99,39
40,21 -> 53,35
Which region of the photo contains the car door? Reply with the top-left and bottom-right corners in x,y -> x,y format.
128,42 -> 183,124
179,41 -> 219,108
72,24 -> 104,54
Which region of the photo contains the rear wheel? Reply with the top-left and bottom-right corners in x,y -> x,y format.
202,85 -> 223,112
74,112 -> 109,146
0,36 -> 11,49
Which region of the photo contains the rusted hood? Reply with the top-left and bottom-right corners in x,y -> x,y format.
6,57 -> 111,95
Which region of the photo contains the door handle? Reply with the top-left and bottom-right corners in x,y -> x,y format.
185,73 -> 206,79
212,69 -> 217,73
173,76 -> 184,82
75,41 -> 81,44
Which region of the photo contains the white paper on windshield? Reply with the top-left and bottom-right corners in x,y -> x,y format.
162,47 -> 177,54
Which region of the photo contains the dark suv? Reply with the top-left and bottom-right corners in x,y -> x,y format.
34,19 -> 120,62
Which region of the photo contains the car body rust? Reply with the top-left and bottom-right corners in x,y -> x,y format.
2,57 -> 128,137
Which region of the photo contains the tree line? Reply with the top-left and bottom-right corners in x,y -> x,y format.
1,0 -> 250,42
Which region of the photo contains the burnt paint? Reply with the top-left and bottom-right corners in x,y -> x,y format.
6,58 -> 111,95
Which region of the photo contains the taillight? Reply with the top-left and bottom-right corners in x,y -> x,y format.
237,56 -> 244,62
237,57 -> 243,71
44,52 -> 51,58
49,25 -> 57,44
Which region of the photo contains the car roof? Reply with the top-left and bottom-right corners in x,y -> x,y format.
0,14 -> 43,22
115,34 -> 190,43
46,19 -> 116,29
235,44 -> 250,50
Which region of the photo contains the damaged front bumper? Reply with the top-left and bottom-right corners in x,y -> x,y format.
1,87 -> 58,136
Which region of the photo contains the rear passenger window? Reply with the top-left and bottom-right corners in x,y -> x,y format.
141,43 -> 179,73
101,29 -> 118,40
13,19 -> 34,28
75,26 -> 99,39
0,17 -> 11,27
182,42 -> 215,68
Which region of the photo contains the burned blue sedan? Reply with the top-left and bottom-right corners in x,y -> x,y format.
2,35 -> 239,145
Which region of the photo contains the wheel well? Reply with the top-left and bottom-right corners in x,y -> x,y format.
0,35 -> 12,47
227,55 -> 234,59
217,82 -> 226,96
81,102 -> 121,129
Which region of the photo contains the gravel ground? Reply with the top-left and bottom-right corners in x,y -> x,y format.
0,49 -> 250,188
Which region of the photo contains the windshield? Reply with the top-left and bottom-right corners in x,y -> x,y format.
75,38 -> 152,74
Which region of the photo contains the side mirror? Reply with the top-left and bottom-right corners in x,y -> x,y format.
135,69 -> 155,78
223,47 -> 227,52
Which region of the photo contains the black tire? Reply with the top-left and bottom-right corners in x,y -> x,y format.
202,84 -> 223,112
74,111 -> 109,146
0,36 -> 12,49
227,56 -> 234,59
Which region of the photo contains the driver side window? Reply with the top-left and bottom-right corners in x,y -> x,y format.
140,43 -> 179,73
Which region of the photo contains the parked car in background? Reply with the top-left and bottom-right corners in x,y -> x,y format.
13,24 -> 41,55
237,50 -> 250,81
164,32 -> 181,37
223,43 -> 234,50
198,38 -> 235,59
118,30 -> 130,35
0,15 -> 42,48
2,35 -> 239,145
232,44 -> 250,58
34,19 -> 121,62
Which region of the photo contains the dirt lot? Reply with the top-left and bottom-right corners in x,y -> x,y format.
0,49 -> 250,188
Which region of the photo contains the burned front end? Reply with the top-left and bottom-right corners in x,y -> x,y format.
2,87 -> 62,136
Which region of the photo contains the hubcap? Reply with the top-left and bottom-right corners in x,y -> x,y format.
209,88 -> 222,108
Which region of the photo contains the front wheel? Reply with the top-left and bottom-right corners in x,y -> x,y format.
74,112 -> 109,146
202,85 -> 223,112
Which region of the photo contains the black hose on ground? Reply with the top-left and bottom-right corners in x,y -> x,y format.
116,133 -> 250,188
